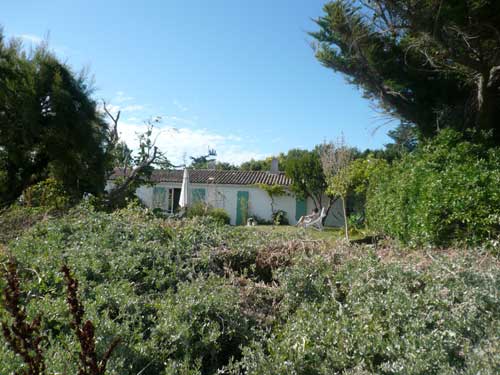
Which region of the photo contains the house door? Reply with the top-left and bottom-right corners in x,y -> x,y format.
152,187 -> 167,210
236,191 -> 249,225
295,198 -> 307,221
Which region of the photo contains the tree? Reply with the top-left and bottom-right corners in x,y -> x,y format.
319,137 -> 354,240
240,159 -> 270,171
0,32 -> 107,205
311,0 -> 500,144
240,154 -> 287,171
284,149 -> 337,220
190,149 -> 217,169
344,154 -> 389,223
102,106 -> 171,206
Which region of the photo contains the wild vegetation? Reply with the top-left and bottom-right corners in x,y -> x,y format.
1,0 -> 500,373
367,130 -> 500,248
1,205 -> 499,374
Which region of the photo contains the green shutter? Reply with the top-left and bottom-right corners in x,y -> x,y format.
236,191 -> 249,225
191,188 -> 206,203
295,197 -> 307,221
153,187 -> 167,209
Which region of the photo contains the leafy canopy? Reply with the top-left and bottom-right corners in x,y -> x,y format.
284,149 -> 327,208
0,31 -> 108,204
311,0 -> 500,144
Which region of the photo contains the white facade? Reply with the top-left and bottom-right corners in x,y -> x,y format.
130,181 -> 344,227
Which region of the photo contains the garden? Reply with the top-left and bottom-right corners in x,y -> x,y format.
1,203 -> 499,374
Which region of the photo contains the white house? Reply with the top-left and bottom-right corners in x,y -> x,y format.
109,167 -> 344,227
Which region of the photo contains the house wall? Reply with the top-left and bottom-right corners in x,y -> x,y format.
118,181 -> 345,227
305,196 -> 344,227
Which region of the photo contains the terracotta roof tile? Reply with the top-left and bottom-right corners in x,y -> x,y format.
111,168 -> 292,186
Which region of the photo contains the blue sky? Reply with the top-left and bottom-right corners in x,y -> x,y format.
3,0 -> 396,165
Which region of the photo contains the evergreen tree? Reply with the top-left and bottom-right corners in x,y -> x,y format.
311,0 -> 500,144
0,31 -> 107,204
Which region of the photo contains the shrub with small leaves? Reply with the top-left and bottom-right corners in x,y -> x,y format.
367,130 -> 500,246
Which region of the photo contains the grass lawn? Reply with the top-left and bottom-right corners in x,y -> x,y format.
243,224 -> 365,244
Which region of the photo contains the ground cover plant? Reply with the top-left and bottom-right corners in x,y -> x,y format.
1,205 -> 499,374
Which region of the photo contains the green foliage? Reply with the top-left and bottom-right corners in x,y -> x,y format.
209,208 -> 231,225
311,1 -> 500,143
0,206 -> 258,374
0,32 -> 108,205
240,154 -> 287,171
367,129 -> 500,246
186,202 -> 231,225
284,149 -> 327,208
148,276 -> 251,374
0,205 -> 60,245
235,252 -> 500,374
256,183 -> 285,199
271,210 -> 288,226
21,178 -> 70,210
1,206 -> 499,374
345,155 -> 389,223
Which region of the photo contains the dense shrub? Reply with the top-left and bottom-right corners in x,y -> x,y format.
0,205 -> 59,245
367,130 -> 500,246
233,253 -> 500,375
187,202 -> 230,225
0,206 -> 265,374
21,178 -> 70,210
148,276 -> 251,374
1,205 -> 499,374
272,209 -> 288,225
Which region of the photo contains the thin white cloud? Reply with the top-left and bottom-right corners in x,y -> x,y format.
16,34 -> 75,57
117,121 -> 265,166
121,105 -> 144,112
173,99 -> 188,112
97,102 -> 144,116
18,34 -> 43,44
162,115 -> 196,127
114,91 -> 134,103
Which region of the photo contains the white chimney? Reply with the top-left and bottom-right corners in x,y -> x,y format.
270,157 -> 279,173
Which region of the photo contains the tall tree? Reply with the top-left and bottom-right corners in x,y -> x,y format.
311,0 -> 500,144
0,32 -> 107,205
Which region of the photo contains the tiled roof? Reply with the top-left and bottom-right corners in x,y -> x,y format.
111,168 -> 292,186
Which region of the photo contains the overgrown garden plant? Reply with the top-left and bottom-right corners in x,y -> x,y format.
1,259 -> 119,375
320,137 -> 354,240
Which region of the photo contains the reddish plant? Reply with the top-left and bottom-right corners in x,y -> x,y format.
61,265 -> 120,375
1,258 -> 46,375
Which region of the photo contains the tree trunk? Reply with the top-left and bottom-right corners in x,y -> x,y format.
476,67 -> 500,135
341,196 -> 349,241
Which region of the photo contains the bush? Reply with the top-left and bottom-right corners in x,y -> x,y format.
1,204 -> 499,374
209,208 -> 231,225
233,253 -> 500,375
21,178 -> 70,210
0,205 -> 58,245
0,205 -> 264,374
272,210 -> 288,225
366,130 -> 500,246
187,202 -> 230,225
148,276 -> 251,374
